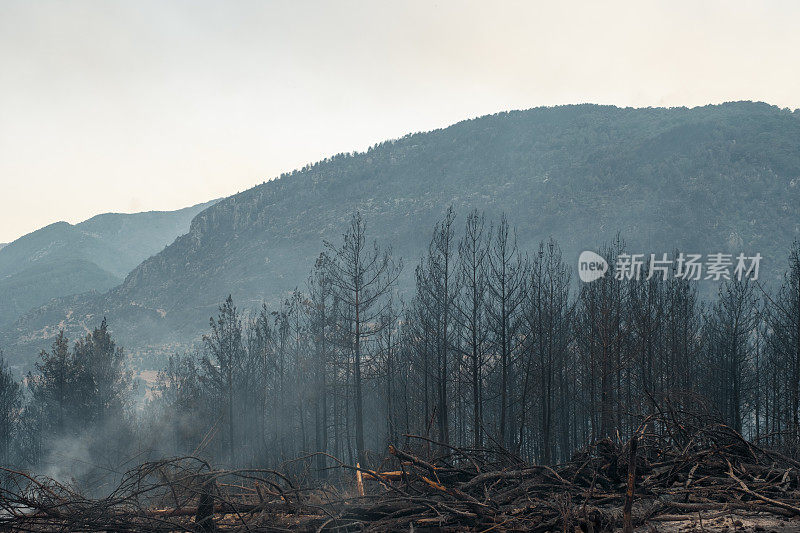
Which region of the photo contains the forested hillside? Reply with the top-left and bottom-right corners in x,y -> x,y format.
3,102 -> 800,367
2,209 -> 798,531
2,102 -> 800,532
0,200 -> 216,331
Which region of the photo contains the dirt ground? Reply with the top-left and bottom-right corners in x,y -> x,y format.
637,513 -> 800,533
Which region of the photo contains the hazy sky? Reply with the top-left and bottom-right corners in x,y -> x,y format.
1,0 -> 799,243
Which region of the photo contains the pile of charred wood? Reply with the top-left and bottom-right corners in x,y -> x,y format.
2,421 -> 800,532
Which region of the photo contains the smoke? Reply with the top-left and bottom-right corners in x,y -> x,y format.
36,415 -> 137,496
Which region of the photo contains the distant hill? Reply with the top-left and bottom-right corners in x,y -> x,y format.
3,102 -> 800,369
0,200 -> 216,331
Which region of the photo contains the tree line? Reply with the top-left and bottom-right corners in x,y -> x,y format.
1,209 -> 799,483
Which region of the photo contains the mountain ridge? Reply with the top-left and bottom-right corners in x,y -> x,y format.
4,102 -> 800,368
0,200 -> 218,334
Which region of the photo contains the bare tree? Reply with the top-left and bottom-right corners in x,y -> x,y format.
308,254 -> 333,476
413,207 -> 458,445
324,212 -> 401,465
201,295 -> 245,463
763,241 -> 800,444
575,239 -> 626,439
486,214 -> 527,447
705,278 -> 759,433
522,238 -> 573,462
0,351 -> 21,466
454,209 -> 489,447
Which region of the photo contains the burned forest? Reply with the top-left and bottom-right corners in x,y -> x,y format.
4,2 -> 800,529
2,208 -> 800,532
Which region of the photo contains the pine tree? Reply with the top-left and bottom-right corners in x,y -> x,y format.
324,212 -> 401,466
0,351 -> 22,466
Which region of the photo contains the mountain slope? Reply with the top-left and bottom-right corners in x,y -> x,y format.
4,102 -> 800,367
0,200 -> 216,330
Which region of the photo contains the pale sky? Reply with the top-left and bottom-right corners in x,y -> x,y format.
1,0 -> 799,243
